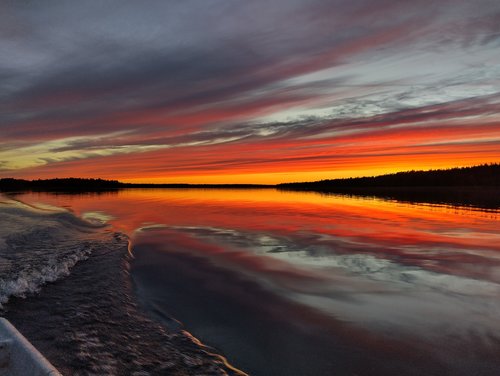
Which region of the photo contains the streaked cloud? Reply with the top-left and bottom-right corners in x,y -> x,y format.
1,0 -> 499,182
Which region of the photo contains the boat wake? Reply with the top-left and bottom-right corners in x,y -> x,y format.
0,196 -> 243,375
0,198 -> 106,308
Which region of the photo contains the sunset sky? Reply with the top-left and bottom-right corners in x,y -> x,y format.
1,0 -> 500,184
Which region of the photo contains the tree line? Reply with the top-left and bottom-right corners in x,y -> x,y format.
0,178 -> 271,192
277,164 -> 500,191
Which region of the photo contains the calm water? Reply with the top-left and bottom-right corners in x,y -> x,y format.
3,189 -> 500,375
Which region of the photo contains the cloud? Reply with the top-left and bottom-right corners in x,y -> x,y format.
1,0 -> 500,181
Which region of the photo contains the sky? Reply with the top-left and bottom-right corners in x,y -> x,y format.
1,0 -> 500,184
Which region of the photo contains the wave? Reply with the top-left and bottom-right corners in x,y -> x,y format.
2,196 -> 244,375
0,197 -> 109,308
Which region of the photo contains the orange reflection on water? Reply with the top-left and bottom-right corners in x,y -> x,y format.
18,188 -> 499,241
14,188 -> 500,374
18,188 -> 500,280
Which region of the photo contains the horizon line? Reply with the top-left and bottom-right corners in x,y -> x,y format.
2,163 -> 499,186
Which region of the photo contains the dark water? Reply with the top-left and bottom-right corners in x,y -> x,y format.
2,189 -> 500,375
0,196 -> 240,375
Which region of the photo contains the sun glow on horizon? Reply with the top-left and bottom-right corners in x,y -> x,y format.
105,160 -> 500,185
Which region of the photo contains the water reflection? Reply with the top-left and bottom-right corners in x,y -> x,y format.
16,189 -> 500,375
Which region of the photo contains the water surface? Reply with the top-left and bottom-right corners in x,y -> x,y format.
10,189 -> 500,375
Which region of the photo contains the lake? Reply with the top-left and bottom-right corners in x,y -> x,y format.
2,189 -> 500,375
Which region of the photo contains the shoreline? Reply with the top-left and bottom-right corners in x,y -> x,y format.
3,185 -> 500,211
277,185 -> 500,209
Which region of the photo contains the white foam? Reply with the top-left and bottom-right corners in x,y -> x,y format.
0,197 -> 106,309
0,246 -> 92,308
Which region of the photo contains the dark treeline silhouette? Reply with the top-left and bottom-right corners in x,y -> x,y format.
278,164 -> 500,190
1,164 -> 499,208
0,178 -> 123,192
0,178 -> 271,192
277,164 -> 500,209
120,183 -> 272,189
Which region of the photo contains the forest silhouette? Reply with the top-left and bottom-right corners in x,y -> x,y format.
277,164 -> 500,208
1,164 -> 499,208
